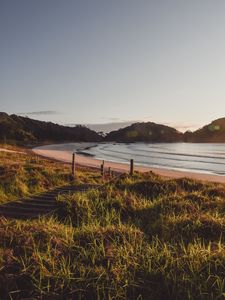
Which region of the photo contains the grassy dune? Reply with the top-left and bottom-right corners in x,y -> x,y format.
0,150 -> 224,299
0,149 -> 101,204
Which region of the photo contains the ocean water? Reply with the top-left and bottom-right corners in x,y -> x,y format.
81,143 -> 225,176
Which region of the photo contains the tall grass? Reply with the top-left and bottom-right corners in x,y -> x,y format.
0,169 -> 224,299
0,149 -> 101,204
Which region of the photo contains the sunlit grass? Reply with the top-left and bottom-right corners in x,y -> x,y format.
0,148 -> 224,299
0,148 -> 101,204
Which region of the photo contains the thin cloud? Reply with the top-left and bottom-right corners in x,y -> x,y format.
108,117 -> 122,121
101,117 -> 125,122
86,121 -> 135,133
142,116 -> 152,120
65,121 -> 135,133
19,110 -> 61,116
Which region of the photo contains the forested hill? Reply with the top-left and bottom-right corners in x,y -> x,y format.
0,112 -> 102,144
105,122 -> 183,142
184,118 -> 225,143
106,119 -> 225,143
1,112 -> 225,144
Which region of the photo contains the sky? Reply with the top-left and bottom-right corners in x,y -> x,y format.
1,0 -> 225,133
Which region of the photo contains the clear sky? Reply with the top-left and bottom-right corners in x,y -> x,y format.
1,0 -> 225,132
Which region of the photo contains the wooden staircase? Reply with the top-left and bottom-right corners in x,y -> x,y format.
0,184 -> 95,219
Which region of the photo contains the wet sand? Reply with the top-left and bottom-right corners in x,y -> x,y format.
32,144 -> 225,184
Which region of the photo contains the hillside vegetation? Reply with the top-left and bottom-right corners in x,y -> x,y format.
106,119 -> 225,143
184,117 -> 225,143
2,112 -> 225,144
105,122 -> 183,142
0,150 -> 224,299
0,112 -> 102,144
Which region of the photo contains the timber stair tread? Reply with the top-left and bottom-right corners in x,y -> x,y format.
0,184 -> 97,219
0,205 -> 53,212
0,211 -> 43,219
6,201 -> 56,208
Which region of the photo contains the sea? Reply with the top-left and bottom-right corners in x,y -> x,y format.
80,142 -> 225,176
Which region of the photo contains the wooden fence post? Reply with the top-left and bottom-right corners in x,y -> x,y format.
108,167 -> 111,177
72,153 -> 75,176
100,163 -> 104,177
130,159 -> 134,176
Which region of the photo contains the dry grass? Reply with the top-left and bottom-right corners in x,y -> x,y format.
0,148 -> 101,204
0,149 -> 224,299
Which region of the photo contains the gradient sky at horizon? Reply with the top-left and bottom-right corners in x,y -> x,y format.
1,0 -> 225,132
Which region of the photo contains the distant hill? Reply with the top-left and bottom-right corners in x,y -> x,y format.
1,112 -> 225,145
105,122 -> 183,142
184,118 -> 225,143
0,112 -> 102,144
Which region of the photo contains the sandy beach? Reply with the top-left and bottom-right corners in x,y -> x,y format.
32,143 -> 225,184
0,148 -> 25,154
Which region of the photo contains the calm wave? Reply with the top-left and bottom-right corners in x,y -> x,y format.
80,143 -> 225,176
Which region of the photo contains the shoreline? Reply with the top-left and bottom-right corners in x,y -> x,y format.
0,147 -> 25,154
32,143 -> 225,184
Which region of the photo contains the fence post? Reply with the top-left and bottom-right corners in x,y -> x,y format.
130,159 -> 134,176
108,167 -> 111,177
100,162 -> 104,177
72,153 -> 75,176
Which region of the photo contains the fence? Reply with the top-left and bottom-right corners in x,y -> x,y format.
71,153 -> 135,178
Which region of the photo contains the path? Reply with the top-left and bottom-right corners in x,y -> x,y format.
0,184 -> 96,219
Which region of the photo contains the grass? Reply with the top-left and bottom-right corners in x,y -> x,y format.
0,148 -> 224,299
0,148 -> 101,204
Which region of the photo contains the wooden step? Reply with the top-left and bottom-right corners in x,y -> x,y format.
32,195 -> 57,200
0,206 -> 52,214
2,203 -> 56,211
0,183 -> 100,220
24,197 -> 57,203
0,210 -> 44,219
11,201 -> 56,208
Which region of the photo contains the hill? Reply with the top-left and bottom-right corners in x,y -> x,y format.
1,112 -> 225,144
0,112 -> 102,144
184,118 -> 225,142
106,119 -> 225,143
105,122 -> 183,142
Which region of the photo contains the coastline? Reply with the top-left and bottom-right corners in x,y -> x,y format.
32,143 -> 225,184
0,147 -> 25,154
